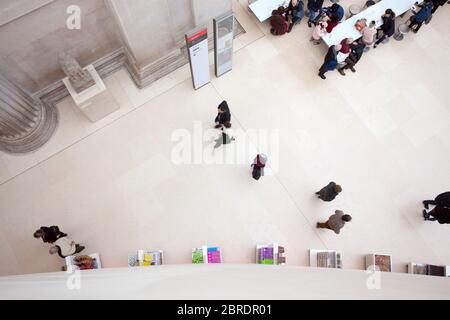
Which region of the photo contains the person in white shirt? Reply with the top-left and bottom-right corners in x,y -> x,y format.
49,236 -> 85,258
361,20 -> 377,45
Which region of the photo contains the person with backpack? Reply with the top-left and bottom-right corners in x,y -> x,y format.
214,100 -> 231,129
409,0 -> 433,33
318,44 -> 341,79
307,0 -> 324,27
373,9 -> 396,48
286,0 -> 305,32
251,154 -> 267,180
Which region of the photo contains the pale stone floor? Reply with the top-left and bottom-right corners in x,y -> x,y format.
0,1 -> 449,276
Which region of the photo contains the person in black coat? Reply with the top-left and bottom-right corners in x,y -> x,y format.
423,191 -> 450,209
214,100 -> 231,129
318,44 -> 341,79
374,9 -> 396,48
339,41 -> 366,75
34,226 -> 66,243
423,206 -> 450,224
431,0 -> 446,13
315,181 -> 342,201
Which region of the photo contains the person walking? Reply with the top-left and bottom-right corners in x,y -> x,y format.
34,226 -> 66,244
409,0 -> 433,33
307,0 -> 324,27
214,100 -> 231,129
251,154 -> 268,180
373,9 -> 396,48
423,191 -> 450,209
315,181 -> 342,201
49,235 -> 85,259
317,210 -> 352,234
318,44 -> 341,79
423,206 -> 450,224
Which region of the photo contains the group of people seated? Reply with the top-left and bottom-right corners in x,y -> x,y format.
316,0 -> 447,79
269,0 -> 345,36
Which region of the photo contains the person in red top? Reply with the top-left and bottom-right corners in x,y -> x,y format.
270,7 -> 289,36
325,14 -> 339,33
339,38 -> 354,54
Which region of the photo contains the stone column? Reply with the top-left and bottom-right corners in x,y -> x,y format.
0,74 -> 58,154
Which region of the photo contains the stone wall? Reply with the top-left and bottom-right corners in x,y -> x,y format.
0,0 -> 122,94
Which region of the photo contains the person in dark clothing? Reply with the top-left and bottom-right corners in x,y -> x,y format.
214,100 -> 231,129
286,0 -> 305,32
318,44 -> 341,79
423,206 -> 450,224
339,41 -> 366,75
373,9 -> 396,48
409,0 -> 433,33
34,226 -> 66,243
214,127 -> 235,149
315,181 -> 342,201
431,0 -> 446,13
270,7 -> 289,35
307,0 -> 324,27
423,191 -> 450,209
324,3 -> 345,21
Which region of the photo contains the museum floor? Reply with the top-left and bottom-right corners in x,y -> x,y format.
0,0 -> 449,276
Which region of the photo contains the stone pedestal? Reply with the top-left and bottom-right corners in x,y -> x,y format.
62,65 -> 120,122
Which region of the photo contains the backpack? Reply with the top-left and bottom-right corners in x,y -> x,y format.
252,166 -> 262,180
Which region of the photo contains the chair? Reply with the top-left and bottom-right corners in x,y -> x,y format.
394,24 -> 410,41
364,0 -> 376,9
349,5 -> 361,18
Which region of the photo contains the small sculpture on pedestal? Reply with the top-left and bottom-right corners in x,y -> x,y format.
58,52 -> 95,93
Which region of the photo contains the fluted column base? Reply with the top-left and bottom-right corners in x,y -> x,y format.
0,101 -> 58,154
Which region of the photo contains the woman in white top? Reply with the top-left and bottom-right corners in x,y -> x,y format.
49,236 -> 85,258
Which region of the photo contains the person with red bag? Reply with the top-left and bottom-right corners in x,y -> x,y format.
251,154 -> 268,180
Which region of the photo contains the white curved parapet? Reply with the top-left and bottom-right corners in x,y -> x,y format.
0,264 -> 449,299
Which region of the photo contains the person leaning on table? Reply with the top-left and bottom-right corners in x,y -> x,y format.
373,9 -> 396,48
409,0 -> 433,33
318,44 -> 341,80
361,20 -> 377,45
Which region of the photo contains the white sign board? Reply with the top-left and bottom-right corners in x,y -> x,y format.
214,11 -> 234,77
185,26 -> 211,90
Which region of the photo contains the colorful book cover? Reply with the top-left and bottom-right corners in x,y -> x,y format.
192,248 -> 204,264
